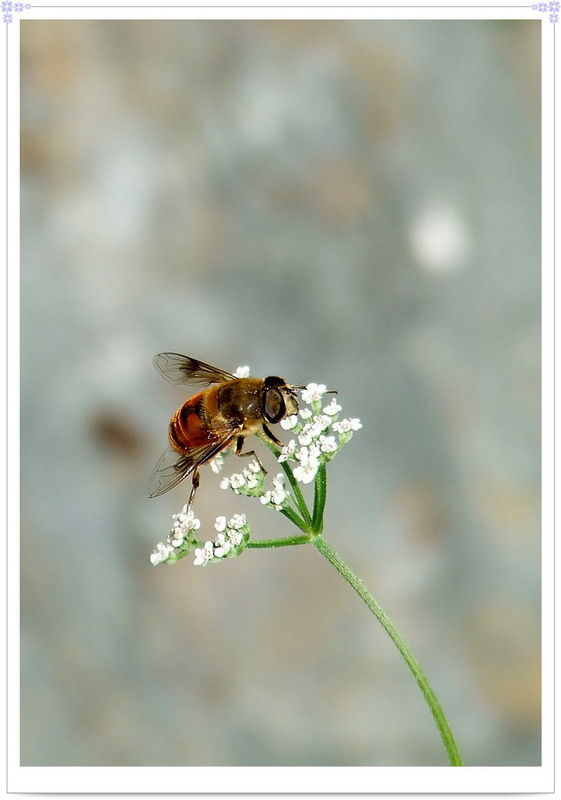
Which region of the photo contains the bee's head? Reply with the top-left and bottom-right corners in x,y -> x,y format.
263,376 -> 299,423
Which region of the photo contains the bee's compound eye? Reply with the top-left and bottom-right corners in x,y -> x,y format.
264,387 -> 286,423
264,375 -> 285,388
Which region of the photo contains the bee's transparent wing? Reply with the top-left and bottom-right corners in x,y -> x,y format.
148,432 -> 239,498
148,446 -> 196,498
153,353 -> 235,388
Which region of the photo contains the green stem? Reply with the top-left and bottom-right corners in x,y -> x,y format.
279,505 -> 309,532
258,433 -> 313,530
248,534 -> 311,549
279,462 -> 312,528
312,463 -> 327,534
312,535 -> 463,767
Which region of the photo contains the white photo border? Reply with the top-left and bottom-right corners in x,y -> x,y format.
4,3 -> 553,794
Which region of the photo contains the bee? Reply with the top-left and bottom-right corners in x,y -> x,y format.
149,353 -> 301,507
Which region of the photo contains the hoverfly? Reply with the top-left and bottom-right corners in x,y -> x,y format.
149,354 -> 301,508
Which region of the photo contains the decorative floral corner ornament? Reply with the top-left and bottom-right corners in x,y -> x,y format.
532,1 -> 559,22
3,1 -> 31,23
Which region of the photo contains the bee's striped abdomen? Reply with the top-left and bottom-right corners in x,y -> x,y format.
169,394 -> 213,452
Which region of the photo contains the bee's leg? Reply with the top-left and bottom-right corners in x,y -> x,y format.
234,436 -> 267,474
261,424 -> 282,447
187,466 -> 200,510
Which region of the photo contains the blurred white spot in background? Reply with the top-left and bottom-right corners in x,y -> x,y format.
409,201 -> 470,275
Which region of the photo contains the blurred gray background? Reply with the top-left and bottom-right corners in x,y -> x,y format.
20,20 -> 541,766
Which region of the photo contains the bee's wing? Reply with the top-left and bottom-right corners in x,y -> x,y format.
153,353 -> 236,388
148,447 -> 195,498
148,431 -> 238,498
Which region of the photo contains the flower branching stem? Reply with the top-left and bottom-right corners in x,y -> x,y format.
258,432 -> 312,528
257,415 -> 462,764
252,440 -> 463,765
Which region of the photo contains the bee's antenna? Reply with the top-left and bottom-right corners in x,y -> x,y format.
291,384 -> 338,394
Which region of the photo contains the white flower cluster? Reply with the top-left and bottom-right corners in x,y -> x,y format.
150,505 -> 201,566
150,506 -> 250,567
219,460 -> 265,496
213,375 -> 362,492
260,474 -> 290,510
218,382 -> 362,498
276,385 -> 362,485
193,513 -> 249,566
219,458 -> 290,510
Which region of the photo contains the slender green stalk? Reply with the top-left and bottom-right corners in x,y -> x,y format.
312,463 -> 327,534
312,534 -> 463,767
248,534 -> 311,548
279,505 -> 309,532
258,433 -> 312,529
279,460 -> 312,527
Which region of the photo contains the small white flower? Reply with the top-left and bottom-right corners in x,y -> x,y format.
188,510 -> 200,530
333,419 -> 351,434
215,516 -> 227,532
247,460 -> 262,473
314,415 -> 332,433
244,472 -> 259,489
299,408 -> 312,420
234,365 -> 250,378
301,383 -> 327,404
210,454 -> 225,474
278,440 -> 297,462
230,472 -> 246,490
260,474 -> 290,509
296,446 -> 320,468
227,528 -> 244,547
293,461 -> 319,484
171,511 -> 187,528
193,541 -> 214,566
298,428 -> 314,447
150,542 -> 173,566
280,414 -> 298,430
214,533 -> 232,558
323,398 -> 342,416
171,535 -> 184,548
298,417 -> 331,447
220,477 -> 231,490
172,506 -> 201,535
229,513 -> 246,530
319,435 -> 338,454
333,418 -> 363,434
183,506 -> 199,524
